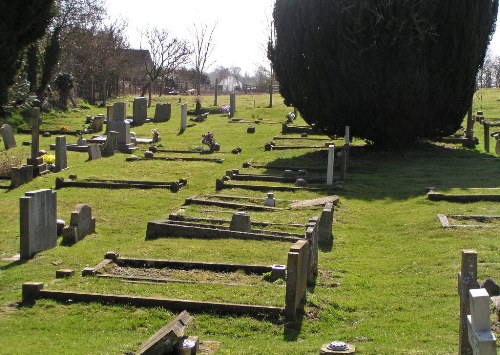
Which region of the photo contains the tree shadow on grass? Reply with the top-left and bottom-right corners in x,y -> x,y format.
260,142 -> 499,201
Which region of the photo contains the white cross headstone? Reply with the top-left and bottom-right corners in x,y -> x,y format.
326,145 -> 335,185
467,288 -> 497,355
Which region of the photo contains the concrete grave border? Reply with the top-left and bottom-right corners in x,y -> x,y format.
215,178 -> 331,192
126,156 -> 224,163
428,191 -> 500,202
55,177 -> 186,192
437,214 -> 500,228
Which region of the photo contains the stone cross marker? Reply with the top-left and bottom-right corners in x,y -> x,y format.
326,145 -> 335,185
133,97 -> 147,124
467,288 -> 497,355
54,136 -> 67,172
180,104 -> 187,132
459,249 -> 480,355
1,123 -> 17,150
20,189 -> 57,259
27,108 -> 42,166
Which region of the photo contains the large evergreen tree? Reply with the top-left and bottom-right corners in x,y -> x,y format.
270,0 -> 498,148
0,0 -> 55,113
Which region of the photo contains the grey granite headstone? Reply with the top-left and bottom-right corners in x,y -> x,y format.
229,212 -> 251,232
87,144 -> 102,160
133,97 -> 148,124
1,124 -> 17,150
20,189 -> 57,259
180,104 -> 187,131
92,114 -> 105,132
107,120 -> 130,146
229,93 -> 236,118
54,136 -> 67,172
11,165 -> 34,188
112,102 -> 126,121
102,131 -> 118,156
154,103 -> 171,122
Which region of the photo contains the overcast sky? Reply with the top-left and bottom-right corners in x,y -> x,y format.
106,0 -> 274,76
106,0 -> 500,75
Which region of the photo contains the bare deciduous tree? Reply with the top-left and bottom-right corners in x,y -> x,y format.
140,26 -> 191,106
191,22 -> 217,95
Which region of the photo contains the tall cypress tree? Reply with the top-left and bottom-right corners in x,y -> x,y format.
0,0 -> 55,113
271,0 -> 498,148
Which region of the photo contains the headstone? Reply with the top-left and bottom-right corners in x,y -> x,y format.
107,120 -> 134,152
106,105 -> 114,121
62,204 -> 96,244
133,97 -> 148,124
180,104 -> 187,131
467,288 -> 497,355
92,114 -> 105,132
285,240 -> 309,321
318,202 -> 334,245
229,212 -> 251,232
265,192 -> 276,207
345,126 -> 350,144
102,131 -> 118,156
20,189 -> 57,259
11,165 -> 34,188
112,102 -> 126,121
484,123 -> 490,153
1,124 -> 17,150
327,145 -> 335,185
154,103 -> 171,122
229,93 -> 236,118
459,249 -> 480,355
54,136 -> 67,172
87,144 -> 102,161
247,126 -> 255,133
27,108 -> 42,166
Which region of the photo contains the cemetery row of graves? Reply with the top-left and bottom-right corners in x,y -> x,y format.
0,92 -> 498,353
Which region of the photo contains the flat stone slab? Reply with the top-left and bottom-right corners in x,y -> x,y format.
127,156 -> 224,163
289,195 -> 340,208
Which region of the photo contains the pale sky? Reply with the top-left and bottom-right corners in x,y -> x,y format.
106,0 -> 275,76
106,0 -> 500,75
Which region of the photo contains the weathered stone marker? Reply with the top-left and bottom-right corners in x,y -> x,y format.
133,97 -> 147,124
180,104 -> 187,131
62,204 -> 96,244
285,240 -> 309,321
484,122 -> 490,153
459,249 -> 480,355
92,114 -> 105,132
467,288 -> 497,355
265,192 -> 276,207
229,93 -> 236,118
112,102 -> 126,121
229,212 -> 251,232
327,144 -> 335,185
20,189 -> 57,259
154,103 -> 171,122
345,126 -> 350,144
102,131 -> 118,156
54,136 -> 67,172
87,144 -> 102,161
1,123 -> 17,150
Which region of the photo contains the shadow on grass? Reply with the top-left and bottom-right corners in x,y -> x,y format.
0,258 -> 27,271
262,142 -> 499,201
283,307 -> 304,341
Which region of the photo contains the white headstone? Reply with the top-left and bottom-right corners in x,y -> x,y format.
467,288 -> 497,355
265,192 -> 276,207
326,145 -> 335,185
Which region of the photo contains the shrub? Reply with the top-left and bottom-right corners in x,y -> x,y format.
271,0 -> 498,148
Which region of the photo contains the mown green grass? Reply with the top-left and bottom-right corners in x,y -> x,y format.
0,92 -> 499,354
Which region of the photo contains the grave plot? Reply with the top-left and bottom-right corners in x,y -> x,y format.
23,238 -> 311,320
437,214 -> 500,228
55,176 -> 187,192
126,151 -> 225,164
215,176 -> 333,192
428,188 -> 500,202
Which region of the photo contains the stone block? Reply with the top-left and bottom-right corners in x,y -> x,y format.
56,269 -> 75,278
318,203 -> 334,245
82,267 -> 96,276
70,204 -> 96,241
247,126 -> 255,133
1,123 -> 17,150
92,114 -> 105,132
62,225 -> 78,244
229,212 -> 251,232
102,131 -> 118,156
180,104 -> 187,131
87,144 -> 102,161
22,282 -> 44,302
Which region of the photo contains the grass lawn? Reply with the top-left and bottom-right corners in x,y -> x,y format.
0,91 -> 498,354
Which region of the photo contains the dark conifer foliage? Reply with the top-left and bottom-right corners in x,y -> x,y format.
0,0 -> 55,110
270,0 -> 498,148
